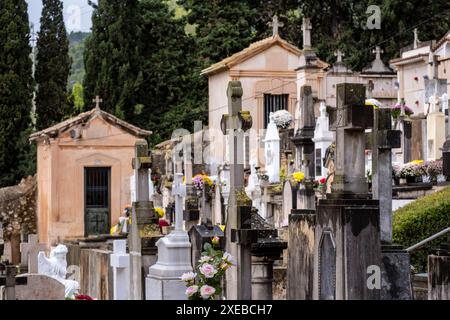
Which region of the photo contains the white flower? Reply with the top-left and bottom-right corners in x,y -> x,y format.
222,252 -> 236,266
199,256 -> 212,263
181,272 -> 197,282
200,285 -> 216,299
199,263 -> 218,278
272,110 -> 293,129
186,285 -> 199,297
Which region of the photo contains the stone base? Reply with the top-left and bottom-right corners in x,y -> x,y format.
145,230 -> 192,300
314,198 -> 381,300
145,277 -> 188,300
381,245 -> 412,300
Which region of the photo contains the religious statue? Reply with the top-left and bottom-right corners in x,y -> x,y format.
245,159 -> 263,216
38,244 -> 80,299
264,113 -> 281,183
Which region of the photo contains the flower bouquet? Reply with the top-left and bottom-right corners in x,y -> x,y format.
391,103 -> 414,119
272,110 -> 293,129
193,174 -> 214,192
181,243 -> 235,300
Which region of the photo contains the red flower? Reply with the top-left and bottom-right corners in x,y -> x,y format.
159,219 -> 170,228
319,178 -> 327,184
75,294 -> 94,300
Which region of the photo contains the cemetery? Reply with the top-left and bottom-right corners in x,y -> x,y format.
0,0 -> 450,305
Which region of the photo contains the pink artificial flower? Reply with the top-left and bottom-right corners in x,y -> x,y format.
186,285 -> 199,298
199,263 -> 217,278
200,285 -> 216,299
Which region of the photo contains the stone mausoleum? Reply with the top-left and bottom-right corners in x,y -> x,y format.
30,104 -> 151,245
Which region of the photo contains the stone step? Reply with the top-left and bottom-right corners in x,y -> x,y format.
412,273 -> 428,300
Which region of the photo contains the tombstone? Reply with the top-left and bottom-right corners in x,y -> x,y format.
221,81 -> 256,300
251,212 -> 287,300
281,180 -> 296,227
287,85 -> 317,300
314,83 -> 381,300
264,114 -> 280,184
428,241 -> 450,300
145,171 -> 193,300
20,234 -> 46,274
183,144 -> 200,232
14,274 -> 65,300
110,240 -> 130,300
128,140 -> 159,300
188,179 -> 225,270
0,263 -> 27,300
313,102 -> 334,180
372,108 -> 412,300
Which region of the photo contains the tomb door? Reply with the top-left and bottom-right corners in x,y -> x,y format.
84,167 -> 111,236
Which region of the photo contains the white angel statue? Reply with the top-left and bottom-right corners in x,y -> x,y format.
245,159 -> 262,214
38,244 -> 80,299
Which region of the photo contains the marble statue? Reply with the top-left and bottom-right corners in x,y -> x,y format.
264,113 -> 281,183
245,159 -> 263,216
38,244 -> 80,299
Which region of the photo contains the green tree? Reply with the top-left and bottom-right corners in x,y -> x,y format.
70,82 -> 85,114
0,0 -> 34,187
68,31 -> 90,90
35,0 -> 71,130
138,0 -> 206,146
83,0 -> 142,121
178,0 -> 256,65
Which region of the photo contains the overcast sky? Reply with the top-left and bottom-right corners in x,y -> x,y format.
27,0 -> 96,33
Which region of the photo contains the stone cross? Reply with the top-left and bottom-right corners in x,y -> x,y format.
372,109 -> 401,243
128,139 -> 155,300
221,81 -> 253,300
333,83 -> 373,196
93,95 -> 103,109
20,234 -> 46,273
334,50 -> 345,64
373,46 -> 383,61
269,15 -> 284,37
172,172 -> 186,232
302,17 -> 312,49
110,240 -> 130,300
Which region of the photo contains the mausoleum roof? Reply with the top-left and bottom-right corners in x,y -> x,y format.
29,107 -> 152,142
432,30 -> 450,52
201,35 -> 328,76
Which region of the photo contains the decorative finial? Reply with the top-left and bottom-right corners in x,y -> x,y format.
372,46 -> 383,61
93,96 -> 103,110
302,17 -> 312,49
334,49 -> 345,63
269,15 -> 284,37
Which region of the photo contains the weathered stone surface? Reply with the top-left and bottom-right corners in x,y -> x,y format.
428,250 -> 450,300
287,210 -> 315,300
15,274 -> 65,300
80,248 -> 113,300
381,246 -> 412,300
0,176 -> 37,243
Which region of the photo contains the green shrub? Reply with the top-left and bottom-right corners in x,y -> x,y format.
393,187 -> 450,273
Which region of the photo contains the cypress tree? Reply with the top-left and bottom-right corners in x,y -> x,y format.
0,0 -> 34,187
35,0 -> 71,130
84,0 -> 142,121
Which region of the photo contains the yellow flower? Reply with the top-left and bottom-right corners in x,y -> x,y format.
211,236 -> 220,246
203,175 -> 213,187
219,225 -> 225,232
411,160 -> 424,165
154,207 -> 165,218
292,171 -> 305,183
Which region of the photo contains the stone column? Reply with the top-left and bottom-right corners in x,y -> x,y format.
110,240 -> 130,300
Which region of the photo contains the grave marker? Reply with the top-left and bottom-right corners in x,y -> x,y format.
20,234 -> 46,273
110,240 -> 130,300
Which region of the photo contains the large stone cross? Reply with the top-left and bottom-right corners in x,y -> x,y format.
373,46 -> 383,61
221,81 -> 254,300
302,17 -> 312,49
20,234 -> 46,273
269,15 -> 284,37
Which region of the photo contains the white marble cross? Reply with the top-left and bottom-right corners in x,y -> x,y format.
110,240 -> 130,300
93,95 -> 103,109
172,172 -> 186,232
269,15 -> 284,37
413,28 -> 420,49
20,234 -> 46,273
334,49 -> 345,63
302,17 -> 312,49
